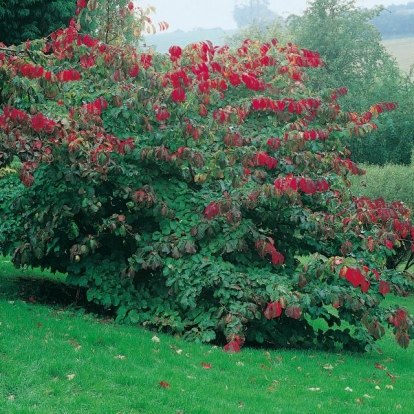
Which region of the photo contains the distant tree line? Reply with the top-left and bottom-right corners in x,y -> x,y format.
371,2 -> 414,38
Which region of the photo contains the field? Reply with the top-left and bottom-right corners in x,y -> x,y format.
382,37 -> 414,73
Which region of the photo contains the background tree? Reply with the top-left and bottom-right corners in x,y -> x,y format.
0,0 -> 76,46
371,2 -> 414,38
78,0 -> 167,45
287,0 -> 414,165
225,15 -> 287,49
233,0 -> 277,29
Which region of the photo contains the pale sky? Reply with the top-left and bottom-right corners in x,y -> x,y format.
136,0 -> 407,32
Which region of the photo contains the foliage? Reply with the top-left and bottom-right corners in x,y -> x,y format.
0,0 -> 76,46
287,0 -> 414,166
233,0 -> 277,29
77,0 -> 168,46
225,17 -> 288,50
0,11 -> 413,352
350,159 -> 414,273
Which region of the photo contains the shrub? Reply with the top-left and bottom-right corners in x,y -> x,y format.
350,160 -> 414,272
350,160 -> 414,208
0,14 -> 413,351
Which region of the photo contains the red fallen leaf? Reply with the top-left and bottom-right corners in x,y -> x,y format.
159,381 -> 170,388
374,362 -> 386,370
223,341 -> 241,353
28,296 -> 36,303
201,362 -> 212,369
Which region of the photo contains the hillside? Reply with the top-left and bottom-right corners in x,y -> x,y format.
382,37 -> 414,73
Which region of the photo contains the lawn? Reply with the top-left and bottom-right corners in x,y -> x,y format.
0,258 -> 413,413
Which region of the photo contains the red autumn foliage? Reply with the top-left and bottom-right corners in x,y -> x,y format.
264,301 -> 282,319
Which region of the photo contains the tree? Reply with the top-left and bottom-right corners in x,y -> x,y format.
78,0 -> 167,45
287,0 -> 414,165
371,2 -> 414,38
0,0 -> 76,46
225,15 -> 287,49
287,0 -> 392,97
0,10 -> 413,351
233,0 -> 277,29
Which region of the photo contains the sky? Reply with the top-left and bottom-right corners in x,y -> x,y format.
136,0 -> 406,33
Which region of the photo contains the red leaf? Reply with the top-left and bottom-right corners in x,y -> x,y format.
395,330 -> 410,349
264,301 -> 282,319
159,381 -> 170,388
223,341 -> 241,353
171,87 -> 186,102
201,362 -> 212,369
379,281 -> 390,295
28,296 -> 36,303
204,201 -> 220,219
286,306 -> 302,319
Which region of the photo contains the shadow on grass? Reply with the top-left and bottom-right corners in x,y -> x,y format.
0,275 -> 114,318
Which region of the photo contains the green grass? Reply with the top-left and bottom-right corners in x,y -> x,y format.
350,162 -> 414,208
1,260 -> 413,413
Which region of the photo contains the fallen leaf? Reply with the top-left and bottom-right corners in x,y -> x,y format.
323,364 -> 334,370
175,349 -> 183,355
223,341 -> 240,353
308,388 -> 321,391
201,362 -> 212,369
387,372 -> 400,379
114,355 -> 126,360
159,381 -> 170,388
385,385 -> 394,390
187,375 -> 196,379
375,362 -> 386,370
28,296 -> 36,303
356,398 -> 364,404
236,361 -> 244,366
363,394 -> 373,399
66,374 -> 75,381
151,335 -> 160,343
375,386 -> 381,390
345,387 -> 353,392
